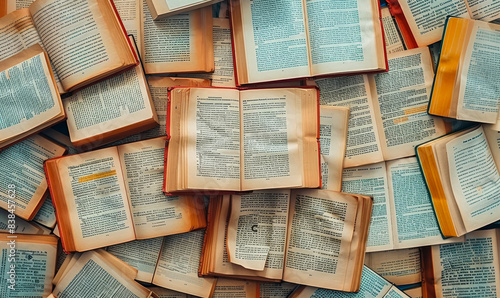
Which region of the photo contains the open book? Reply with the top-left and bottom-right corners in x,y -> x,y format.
387,0 -> 500,47
140,1 -> 214,74
289,265 -> 410,298
0,134 -> 65,220
343,157 -> 463,253
0,0 -> 139,93
230,0 -> 387,85
53,250 -> 158,297
64,37 -> 159,149
145,0 -> 224,20
164,87 -> 321,193
422,229 -> 500,297
199,189 -> 373,292
428,18 -> 500,125
0,234 -> 58,297
0,45 -> 64,150
416,125 -> 500,237
316,47 -> 447,168
44,137 -> 207,252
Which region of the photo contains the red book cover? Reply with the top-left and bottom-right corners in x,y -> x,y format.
386,0 -> 419,49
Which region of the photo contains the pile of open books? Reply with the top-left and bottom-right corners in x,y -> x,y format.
0,0 -> 499,297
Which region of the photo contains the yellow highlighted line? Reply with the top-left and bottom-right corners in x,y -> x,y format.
78,170 -> 116,183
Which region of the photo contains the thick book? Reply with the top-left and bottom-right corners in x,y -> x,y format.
64,37 -> 159,149
199,189 -> 373,292
0,134 -> 65,221
230,0 -> 388,86
139,3 -> 214,74
164,86 -> 321,194
145,0 -> 224,20
316,47 -> 447,168
416,125 -> 500,237
422,229 -> 500,297
387,0 -> 500,47
0,45 -> 65,150
44,137 -> 207,252
0,0 -> 139,93
428,17 -> 500,125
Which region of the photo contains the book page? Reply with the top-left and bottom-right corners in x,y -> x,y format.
0,50 -> 61,143
208,196 -> 284,280
456,21 -> 500,124
384,287 -> 411,298
53,251 -> 151,297
153,230 -> 216,298
4,0 -> 33,12
466,0 -> 500,21
188,18 -> 236,87
107,237 -> 163,283
0,234 -> 57,297
397,0 -> 470,46
114,0 -> 139,41
370,48 -> 446,161
65,62 -> 155,147
0,135 -> 64,219
316,76 -> 384,168
365,248 -> 421,285
236,0 -> 310,83
291,266 -> 393,297
283,190 -> 358,290
141,0 -> 211,73
33,196 -> 57,228
185,88 -> 241,191
387,157 -> 462,249
226,190 -> 290,272
212,278 -> 258,297
307,0 -> 385,75
55,148 -> 136,251
430,229 -> 500,297
29,0 -> 133,91
240,89 -> 303,190
260,282 -> 298,298
118,137 -> 205,238
381,7 -> 405,54
319,106 -> 349,191
342,162 -> 393,252
0,9 -> 64,92
484,124 -> 500,168
446,126 -> 500,232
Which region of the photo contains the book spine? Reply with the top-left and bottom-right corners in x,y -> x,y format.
43,162 -> 70,254
386,0 -> 419,49
108,0 -> 140,64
